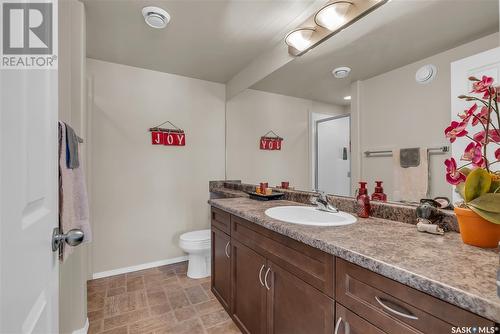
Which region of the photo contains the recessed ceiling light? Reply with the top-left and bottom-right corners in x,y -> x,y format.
142,6 -> 170,29
332,66 -> 351,79
344,96 -> 352,101
315,1 -> 353,31
284,28 -> 315,52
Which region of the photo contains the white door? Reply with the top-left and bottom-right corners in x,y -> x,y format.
316,115 -> 351,196
451,47 -> 500,203
0,30 -> 59,334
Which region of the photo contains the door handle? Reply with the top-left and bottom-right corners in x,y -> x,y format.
264,267 -> 271,290
52,227 -> 84,252
224,241 -> 230,258
375,296 -> 418,320
258,264 -> 265,287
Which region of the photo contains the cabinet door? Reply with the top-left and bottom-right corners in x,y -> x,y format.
231,239 -> 267,334
211,227 -> 231,310
335,303 -> 386,334
266,261 -> 334,334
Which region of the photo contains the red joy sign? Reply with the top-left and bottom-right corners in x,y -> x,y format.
151,131 -> 186,146
260,137 -> 282,150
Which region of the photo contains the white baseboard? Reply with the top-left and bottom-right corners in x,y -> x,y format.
72,318 -> 89,334
92,256 -> 188,279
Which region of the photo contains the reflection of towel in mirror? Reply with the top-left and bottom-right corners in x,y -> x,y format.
58,121 -> 91,261
393,148 -> 428,203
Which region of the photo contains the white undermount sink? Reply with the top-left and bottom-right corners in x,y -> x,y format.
264,206 -> 357,227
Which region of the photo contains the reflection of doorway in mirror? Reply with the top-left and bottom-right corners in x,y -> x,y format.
315,115 -> 351,196
451,47 -> 500,203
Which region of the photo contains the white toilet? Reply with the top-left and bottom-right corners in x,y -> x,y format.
179,229 -> 211,279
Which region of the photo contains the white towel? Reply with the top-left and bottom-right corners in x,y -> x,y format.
59,121 -> 91,260
393,147 -> 429,203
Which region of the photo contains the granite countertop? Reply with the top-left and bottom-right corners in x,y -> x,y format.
208,197 -> 500,323
210,187 -> 249,198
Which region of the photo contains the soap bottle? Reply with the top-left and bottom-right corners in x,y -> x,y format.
371,181 -> 387,202
356,182 -> 371,218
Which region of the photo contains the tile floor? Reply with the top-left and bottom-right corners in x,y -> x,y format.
87,262 -> 241,334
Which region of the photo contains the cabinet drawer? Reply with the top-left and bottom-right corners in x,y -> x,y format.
211,207 -> 230,234
231,214 -> 334,297
336,258 -> 494,334
335,303 -> 385,334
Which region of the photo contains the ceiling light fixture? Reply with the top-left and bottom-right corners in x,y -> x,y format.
344,96 -> 352,101
284,28 -> 316,52
332,66 -> 351,79
315,1 -> 353,31
142,6 -> 170,29
285,0 -> 389,56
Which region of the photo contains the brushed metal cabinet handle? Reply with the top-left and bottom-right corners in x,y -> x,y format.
258,264 -> 265,287
375,296 -> 418,320
264,267 -> 271,290
334,317 -> 342,334
224,241 -> 230,258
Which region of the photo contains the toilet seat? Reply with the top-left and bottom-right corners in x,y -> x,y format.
180,229 -> 210,243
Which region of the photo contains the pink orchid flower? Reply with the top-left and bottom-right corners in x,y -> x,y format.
474,129 -> 500,144
461,142 -> 485,167
472,76 -> 494,98
458,104 -> 477,123
445,158 -> 466,185
471,106 -> 490,126
496,147 -> 500,160
445,121 -> 468,143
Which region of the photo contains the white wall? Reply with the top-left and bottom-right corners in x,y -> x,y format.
353,33 -> 499,200
87,59 -> 225,274
226,89 -> 346,190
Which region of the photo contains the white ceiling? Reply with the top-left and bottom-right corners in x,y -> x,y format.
83,0 -> 319,83
251,0 -> 499,106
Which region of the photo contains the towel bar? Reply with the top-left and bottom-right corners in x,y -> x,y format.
364,146 -> 449,157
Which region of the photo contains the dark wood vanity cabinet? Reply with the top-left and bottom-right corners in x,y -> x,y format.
335,258 -> 494,334
211,207 -> 335,334
231,239 -> 267,334
267,261 -> 334,334
210,226 -> 231,310
211,207 -> 495,334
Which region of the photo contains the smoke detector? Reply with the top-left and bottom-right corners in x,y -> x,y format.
332,66 -> 351,79
142,6 -> 170,29
415,64 -> 437,84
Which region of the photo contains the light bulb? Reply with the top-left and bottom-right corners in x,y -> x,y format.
315,2 -> 352,31
285,28 -> 315,52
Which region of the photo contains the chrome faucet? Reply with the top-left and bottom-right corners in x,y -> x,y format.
312,190 -> 339,213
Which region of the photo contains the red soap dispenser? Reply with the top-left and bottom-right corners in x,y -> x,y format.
371,181 -> 387,202
356,182 -> 371,218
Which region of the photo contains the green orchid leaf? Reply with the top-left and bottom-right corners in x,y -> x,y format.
464,168 -> 492,202
489,179 -> 500,193
455,167 -> 471,200
468,193 -> 500,213
468,205 -> 500,224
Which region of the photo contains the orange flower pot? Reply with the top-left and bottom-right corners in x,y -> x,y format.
455,207 -> 500,248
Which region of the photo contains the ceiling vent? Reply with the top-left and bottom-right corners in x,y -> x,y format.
415,64 -> 437,84
142,6 -> 170,29
332,66 -> 351,79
